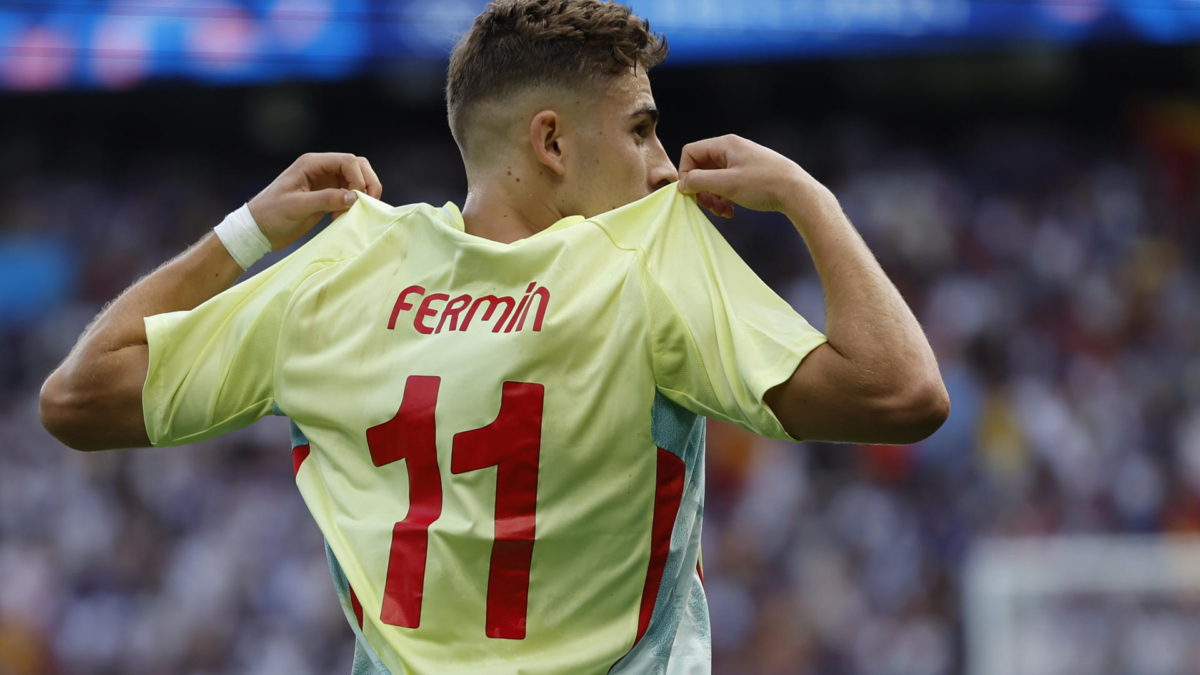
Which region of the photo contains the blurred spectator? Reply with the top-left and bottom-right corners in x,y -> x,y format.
2,91 -> 1200,675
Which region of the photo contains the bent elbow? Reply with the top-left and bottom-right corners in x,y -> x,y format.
879,377 -> 951,445
39,373 -> 95,451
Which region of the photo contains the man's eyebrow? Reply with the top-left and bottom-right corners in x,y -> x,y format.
631,106 -> 659,123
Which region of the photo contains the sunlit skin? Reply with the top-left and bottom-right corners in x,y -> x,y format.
458,68 -> 735,245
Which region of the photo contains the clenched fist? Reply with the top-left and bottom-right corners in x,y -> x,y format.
677,135 -> 832,221
247,153 -> 383,250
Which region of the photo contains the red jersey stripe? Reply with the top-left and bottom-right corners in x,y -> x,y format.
292,444 -> 311,476
635,448 -> 686,643
349,583 -> 365,629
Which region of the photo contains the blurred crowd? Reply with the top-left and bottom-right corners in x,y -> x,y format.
2,102 -> 1200,675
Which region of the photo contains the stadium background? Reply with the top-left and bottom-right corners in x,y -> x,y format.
3,1 -> 1200,674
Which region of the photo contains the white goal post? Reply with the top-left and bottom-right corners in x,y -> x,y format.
964,536 -> 1200,675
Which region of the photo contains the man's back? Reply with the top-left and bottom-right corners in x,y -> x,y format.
140,185 -> 826,674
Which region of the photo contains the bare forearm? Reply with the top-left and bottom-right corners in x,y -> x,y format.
782,181 -> 941,399
39,153 -> 382,452
677,134 -> 948,442
77,233 -> 242,354
758,180 -> 948,443
41,233 -> 242,450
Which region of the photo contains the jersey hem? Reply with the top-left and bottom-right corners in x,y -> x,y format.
142,313 -> 168,447
748,329 -> 829,442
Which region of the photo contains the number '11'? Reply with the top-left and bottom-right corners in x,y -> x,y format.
365,376 -> 544,640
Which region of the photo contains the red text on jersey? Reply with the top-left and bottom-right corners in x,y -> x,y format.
388,282 -> 551,335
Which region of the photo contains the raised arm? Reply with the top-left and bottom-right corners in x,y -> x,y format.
39,153 -> 382,451
677,135 -> 949,445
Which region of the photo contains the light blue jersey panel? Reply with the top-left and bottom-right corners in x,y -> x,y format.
610,391 -> 712,675
326,543 -> 394,675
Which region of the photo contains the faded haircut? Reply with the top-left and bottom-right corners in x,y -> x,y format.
446,0 -> 668,156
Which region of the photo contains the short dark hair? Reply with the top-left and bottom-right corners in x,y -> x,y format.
446,0 -> 668,150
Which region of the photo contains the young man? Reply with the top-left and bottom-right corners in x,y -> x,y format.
39,0 -> 948,673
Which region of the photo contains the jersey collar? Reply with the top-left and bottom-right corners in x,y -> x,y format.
439,201 -> 586,245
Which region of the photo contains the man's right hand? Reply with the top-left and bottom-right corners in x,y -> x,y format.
248,152 -> 384,250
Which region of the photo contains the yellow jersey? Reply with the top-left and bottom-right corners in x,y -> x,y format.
142,183 -> 827,675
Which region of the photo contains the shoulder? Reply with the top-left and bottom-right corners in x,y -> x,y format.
278,194 -> 436,282
586,184 -> 707,254
303,193 -> 427,264
256,195 -> 434,301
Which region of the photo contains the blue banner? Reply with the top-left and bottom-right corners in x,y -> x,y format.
1,0 -> 1199,90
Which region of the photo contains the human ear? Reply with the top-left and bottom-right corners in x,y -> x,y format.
530,110 -> 567,176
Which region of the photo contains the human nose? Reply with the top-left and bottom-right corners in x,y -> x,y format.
648,138 -> 678,191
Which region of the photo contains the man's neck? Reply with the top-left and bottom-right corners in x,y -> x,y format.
460,179 -> 564,245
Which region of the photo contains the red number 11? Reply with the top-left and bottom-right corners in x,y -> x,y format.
365,376 -> 544,640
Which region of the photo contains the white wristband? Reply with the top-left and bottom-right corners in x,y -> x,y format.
214,203 -> 272,270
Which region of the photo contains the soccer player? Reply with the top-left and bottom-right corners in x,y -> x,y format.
39,0 -> 949,673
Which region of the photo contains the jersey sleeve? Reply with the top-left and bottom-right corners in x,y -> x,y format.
142,194 -> 394,447
142,252 -> 317,447
639,191 -> 828,441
